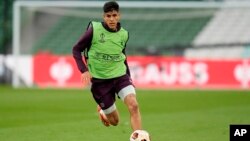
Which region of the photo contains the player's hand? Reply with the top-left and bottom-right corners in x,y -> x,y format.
81,71 -> 92,85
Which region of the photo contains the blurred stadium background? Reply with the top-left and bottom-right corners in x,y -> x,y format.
0,0 -> 250,141
0,0 -> 250,88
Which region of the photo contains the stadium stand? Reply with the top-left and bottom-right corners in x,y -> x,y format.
0,0 -> 13,54
4,0 -> 249,58
1,0 -> 224,55
31,8 -> 212,55
193,8 -> 250,45
0,0 -> 4,52
185,6 -> 250,58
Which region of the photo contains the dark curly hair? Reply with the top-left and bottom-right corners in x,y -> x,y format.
103,1 -> 119,13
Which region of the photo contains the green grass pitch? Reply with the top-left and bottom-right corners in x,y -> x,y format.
0,86 -> 250,141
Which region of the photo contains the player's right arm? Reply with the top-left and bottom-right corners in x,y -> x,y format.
72,24 -> 93,84
81,71 -> 92,85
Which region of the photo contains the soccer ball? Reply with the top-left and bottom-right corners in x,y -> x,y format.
130,130 -> 151,141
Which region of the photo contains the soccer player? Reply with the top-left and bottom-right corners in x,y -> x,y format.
72,1 -> 142,131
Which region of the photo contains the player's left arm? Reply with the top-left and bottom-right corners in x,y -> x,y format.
123,31 -> 131,76
122,48 -> 131,77
124,54 -> 135,87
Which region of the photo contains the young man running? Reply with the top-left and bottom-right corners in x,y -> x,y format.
72,1 -> 142,131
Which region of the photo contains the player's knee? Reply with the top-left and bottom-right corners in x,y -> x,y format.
110,120 -> 119,126
106,113 -> 119,126
108,117 -> 119,126
128,99 -> 139,113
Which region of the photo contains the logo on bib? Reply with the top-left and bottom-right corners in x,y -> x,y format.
99,33 -> 105,43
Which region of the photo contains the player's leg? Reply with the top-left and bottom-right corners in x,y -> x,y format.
96,100 -> 120,127
97,105 -> 110,126
118,85 -> 142,131
101,104 -> 119,126
91,78 -> 119,126
124,93 -> 142,131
